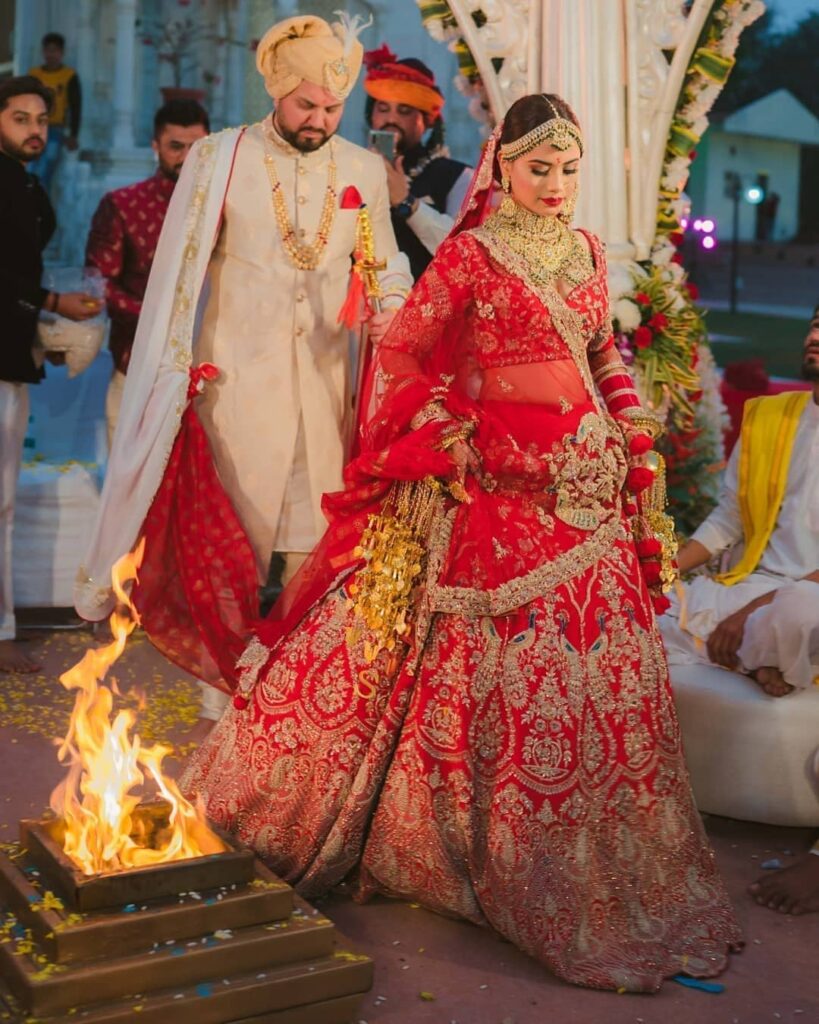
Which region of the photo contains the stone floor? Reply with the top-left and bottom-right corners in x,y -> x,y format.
0,627 -> 816,1024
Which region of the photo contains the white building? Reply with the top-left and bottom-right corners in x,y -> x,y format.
686,89 -> 819,243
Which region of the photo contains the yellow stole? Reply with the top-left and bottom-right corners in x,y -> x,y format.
717,390 -> 810,586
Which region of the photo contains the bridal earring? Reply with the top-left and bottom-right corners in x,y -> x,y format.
559,185 -> 578,225
500,168 -> 516,218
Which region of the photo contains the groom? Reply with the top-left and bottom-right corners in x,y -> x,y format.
75,13 -> 411,727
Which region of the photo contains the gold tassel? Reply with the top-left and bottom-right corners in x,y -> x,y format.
347,477 -> 441,664
642,449 -> 679,592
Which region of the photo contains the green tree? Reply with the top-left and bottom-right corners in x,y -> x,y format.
715,7 -> 819,117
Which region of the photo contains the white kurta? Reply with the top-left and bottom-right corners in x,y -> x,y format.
662,396 -> 819,688
194,119 -> 408,569
405,166 -> 473,257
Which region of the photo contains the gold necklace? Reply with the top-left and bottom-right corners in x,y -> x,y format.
263,143 -> 338,271
482,201 -> 594,290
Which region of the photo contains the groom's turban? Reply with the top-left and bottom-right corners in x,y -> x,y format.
255,13 -> 366,102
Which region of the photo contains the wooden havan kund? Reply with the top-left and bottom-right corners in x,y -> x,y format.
0,809 -> 372,1023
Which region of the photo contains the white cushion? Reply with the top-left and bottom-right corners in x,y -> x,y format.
671,663 -> 819,827
13,463 -> 101,607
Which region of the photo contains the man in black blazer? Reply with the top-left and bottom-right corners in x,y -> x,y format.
0,76 -> 100,673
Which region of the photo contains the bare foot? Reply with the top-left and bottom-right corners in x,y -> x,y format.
186,717 -> 217,746
749,853 -> 819,915
0,639 -> 41,674
751,666 -> 795,697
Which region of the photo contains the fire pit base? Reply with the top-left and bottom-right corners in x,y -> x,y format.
20,806 -> 254,913
0,842 -> 372,1022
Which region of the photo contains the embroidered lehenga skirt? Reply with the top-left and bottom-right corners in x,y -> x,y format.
182,395 -> 742,992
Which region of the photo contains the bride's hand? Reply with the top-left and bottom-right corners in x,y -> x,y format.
449,438 -> 481,481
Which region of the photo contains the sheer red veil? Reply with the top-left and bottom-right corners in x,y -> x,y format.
249,125 -> 505,664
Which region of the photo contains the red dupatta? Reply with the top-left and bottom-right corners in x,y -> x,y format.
250,128 -> 506,659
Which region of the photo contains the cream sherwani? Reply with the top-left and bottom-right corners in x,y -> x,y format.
662,396 -> 819,688
194,118 -> 407,570
75,123 -> 411,621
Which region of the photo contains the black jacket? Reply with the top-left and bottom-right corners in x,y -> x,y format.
0,150 -> 55,383
394,151 -> 469,280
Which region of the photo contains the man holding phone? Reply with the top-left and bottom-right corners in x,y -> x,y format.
363,46 -> 472,279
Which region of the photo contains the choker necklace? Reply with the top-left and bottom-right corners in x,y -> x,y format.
482,201 -> 594,290
263,139 -> 337,271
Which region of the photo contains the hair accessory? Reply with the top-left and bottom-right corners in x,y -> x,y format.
500,117 -> 583,162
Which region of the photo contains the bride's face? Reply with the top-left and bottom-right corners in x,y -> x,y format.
503,138 -> 581,218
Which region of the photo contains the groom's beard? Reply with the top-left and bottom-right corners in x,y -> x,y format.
276,122 -> 334,153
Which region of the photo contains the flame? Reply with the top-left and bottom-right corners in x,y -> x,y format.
50,542 -> 224,875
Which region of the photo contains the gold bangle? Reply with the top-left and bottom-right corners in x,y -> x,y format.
625,411 -> 664,440
440,428 -> 471,450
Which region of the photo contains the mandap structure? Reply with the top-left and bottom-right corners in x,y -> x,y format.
417,0 -> 765,534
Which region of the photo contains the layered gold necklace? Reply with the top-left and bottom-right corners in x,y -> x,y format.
481,201 -> 594,291
263,142 -> 338,271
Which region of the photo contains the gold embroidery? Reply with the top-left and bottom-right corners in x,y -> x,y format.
427,511 -> 624,617
552,412 -> 626,532
471,226 -> 599,404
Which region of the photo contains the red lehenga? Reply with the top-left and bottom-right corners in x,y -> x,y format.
182,197 -> 741,990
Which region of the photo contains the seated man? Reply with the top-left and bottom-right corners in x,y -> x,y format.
661,304 -> 819,698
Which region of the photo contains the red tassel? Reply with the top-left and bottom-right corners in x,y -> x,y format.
337,268 -> 366,328
652,594 -> 672,615
627,466 -> 655,493
636,537 -> 662,559
629,433 -> 653,456
232,694 -> 249,710
641,560 -> 662,586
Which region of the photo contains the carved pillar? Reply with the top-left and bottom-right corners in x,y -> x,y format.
626,0 -> 715,259
225,0 -> 250,127
75,0 -> 95,147
112,0 -> 138,150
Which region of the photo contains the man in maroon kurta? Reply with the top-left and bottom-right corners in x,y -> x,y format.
85,99 -> 209,445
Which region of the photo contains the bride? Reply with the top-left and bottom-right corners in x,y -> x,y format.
182,93 -> 741,992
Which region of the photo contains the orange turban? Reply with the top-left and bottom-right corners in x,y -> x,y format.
363,46 -> 444,121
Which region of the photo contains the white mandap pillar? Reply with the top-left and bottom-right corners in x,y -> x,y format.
537,0 -> 632,260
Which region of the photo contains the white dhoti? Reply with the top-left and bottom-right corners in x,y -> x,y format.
662,573 -> 819,689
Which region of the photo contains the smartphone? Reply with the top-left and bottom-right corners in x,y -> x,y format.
369,129 -> 396,162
